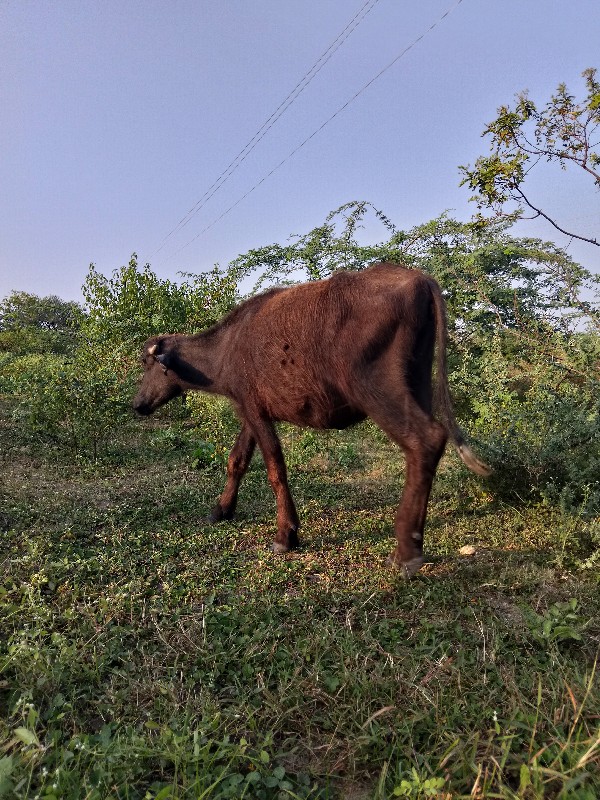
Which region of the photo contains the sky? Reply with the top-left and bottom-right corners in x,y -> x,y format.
1,0 -> 599,303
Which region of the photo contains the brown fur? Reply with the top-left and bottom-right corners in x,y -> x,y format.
133,262 -> 489,576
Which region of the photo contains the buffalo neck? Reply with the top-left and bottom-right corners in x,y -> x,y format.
172,329 -> 227,394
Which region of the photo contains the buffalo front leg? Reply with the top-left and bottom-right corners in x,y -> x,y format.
251,417 -> 300,553
209,423 -> 256,522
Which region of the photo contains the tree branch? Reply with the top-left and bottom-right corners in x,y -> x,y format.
515,188 -> 599,247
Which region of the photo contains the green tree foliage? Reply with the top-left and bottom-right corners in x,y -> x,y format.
0,256 -> 239,460
460,68 -> 600,247
232,201 -> 598,332
0,291 -> 82,355
82,254 -> 239,353
229,201 -> 408,287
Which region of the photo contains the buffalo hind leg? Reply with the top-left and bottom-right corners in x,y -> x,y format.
209,423 -> 256,522
251,417 -> 300,553
371,405 -> 447,577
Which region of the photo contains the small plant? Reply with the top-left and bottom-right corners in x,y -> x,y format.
285,428 -> 363,470
332,438 -> 361,469
191,440 -> 228,470
527,598 -> 586,645
392,771 -> 446,798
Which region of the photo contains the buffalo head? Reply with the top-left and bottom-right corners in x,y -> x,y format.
132,337 -> 184,415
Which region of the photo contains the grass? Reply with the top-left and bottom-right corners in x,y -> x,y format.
1,404 -> 599,799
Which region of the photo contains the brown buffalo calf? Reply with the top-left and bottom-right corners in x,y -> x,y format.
133,262 -> 489,577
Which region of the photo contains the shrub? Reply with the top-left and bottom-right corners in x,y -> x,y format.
474,380 -> 600,515
3,348 -> 133,460
185,393 -> 240,465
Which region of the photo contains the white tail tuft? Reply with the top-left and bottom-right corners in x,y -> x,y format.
457,444 -> 492,477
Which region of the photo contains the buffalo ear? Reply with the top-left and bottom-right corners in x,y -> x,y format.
146,338 -> 178,374
155,351 -> 172,373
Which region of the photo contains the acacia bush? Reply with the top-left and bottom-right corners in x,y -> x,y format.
476,380 -> 600,514
445,333 -> 598,512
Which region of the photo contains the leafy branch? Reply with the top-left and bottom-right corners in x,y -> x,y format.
461,68 -> 600,247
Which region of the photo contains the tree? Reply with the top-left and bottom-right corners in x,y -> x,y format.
230,201 -> 598,332
0,291 -> 82,354
460,68 -> 600,247
82,254 -> 239,353
228,201 -> 423,287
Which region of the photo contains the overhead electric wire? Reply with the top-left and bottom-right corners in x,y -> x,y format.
150,0 -> 381,258
164,0 -> 465,262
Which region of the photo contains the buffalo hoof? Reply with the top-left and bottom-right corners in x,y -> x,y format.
386,554 -> 424,578
272,529 -> 300,554
207,506 -> 234,524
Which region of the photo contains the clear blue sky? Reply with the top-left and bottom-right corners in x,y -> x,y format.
1,0 -> 599,303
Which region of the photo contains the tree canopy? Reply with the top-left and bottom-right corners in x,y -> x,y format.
460,68 -> 600,247
0,291 -> 82,354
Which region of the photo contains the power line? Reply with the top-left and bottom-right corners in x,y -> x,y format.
150,0 -> 381,258
164,0 -> 465,262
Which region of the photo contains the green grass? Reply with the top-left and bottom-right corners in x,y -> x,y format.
1,409 -> 599,799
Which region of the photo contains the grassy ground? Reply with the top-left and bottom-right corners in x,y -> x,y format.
1,404 -> 599,799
